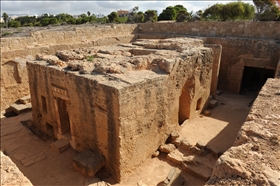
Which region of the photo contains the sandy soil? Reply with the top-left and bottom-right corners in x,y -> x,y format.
0,91 -> 254,186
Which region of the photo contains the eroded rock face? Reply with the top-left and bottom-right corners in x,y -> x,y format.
207,78 -> 280,186
0,151 -> 32,186
27,38 -> 214,182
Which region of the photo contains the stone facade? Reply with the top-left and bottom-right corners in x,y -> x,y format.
27,38 -> 214,181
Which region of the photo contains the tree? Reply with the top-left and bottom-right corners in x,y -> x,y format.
8,20 -> 20,28
135,11 -> 145,23
158,5 -> 187,21
87,11 -> 91,17
176,11 -> 191,22
40,18 -> 50,26
203,2 -> 255,21
259,4 -> 280,20
158,6 -> 177,21
202,3 -> 224,21
253,0 -> 280,20
127,6 -> 141,23
2,12 -> 9,27
144,10 -> 157,22
15,15 -> 36,26
108,11 -> 119,23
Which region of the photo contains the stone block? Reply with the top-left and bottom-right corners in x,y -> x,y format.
10,103 -> 32,115
152,151 -> 160,157
73,150 -> 105,177
209,100 -> 218,108
196,141 -> 207,149
50,139 -> 70,153
181,139 -> 192,149
159,144 -> 176,153
182,161 -> 212,181
19,95 -> 31,104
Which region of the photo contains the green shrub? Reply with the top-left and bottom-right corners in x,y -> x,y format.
86,55 -> 95,61
2,32 -> 13,37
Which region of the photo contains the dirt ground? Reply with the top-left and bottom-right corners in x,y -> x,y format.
0,91 -> 254,186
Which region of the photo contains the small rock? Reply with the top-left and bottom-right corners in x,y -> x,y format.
170,131 -> 180,140
181,139 -> 192,149
209,100 -> 218,108
204,109 -> 211,116
159,144 -> 176,153
171,138 -> 182,147
152,151 -> 160,157
196,141 -> 206,149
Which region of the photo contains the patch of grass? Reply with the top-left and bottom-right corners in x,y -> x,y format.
86,55 -> 95,61
2,32 -> 13,37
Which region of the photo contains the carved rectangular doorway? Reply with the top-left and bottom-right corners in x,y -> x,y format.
56,97 -> 71,138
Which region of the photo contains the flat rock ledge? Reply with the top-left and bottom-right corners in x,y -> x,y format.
206,78 -> 280,186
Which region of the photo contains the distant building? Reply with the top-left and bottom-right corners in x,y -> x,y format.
117,10 -> 129,17
0,18 -> 4,23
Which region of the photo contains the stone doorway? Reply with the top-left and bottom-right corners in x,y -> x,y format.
178,78 -> 195,125
240,66 -> 275,94
55,97 -> 71,139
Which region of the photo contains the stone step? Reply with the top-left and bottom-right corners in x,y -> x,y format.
10,103 -> 32,115
19,95 -> 31,104
73,150 -> 105,177
195,140 -> 223,158
50,139 -> 70,153
208,100 -> 218,108
182,161 -> 213,181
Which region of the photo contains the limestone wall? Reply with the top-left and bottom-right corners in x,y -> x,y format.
0,24 -> 138,110
139,21 -> 280,39
207,78 -> 280,185
203,37 -> 280,93
138,22 -> 280,93
118,46 -> 213,181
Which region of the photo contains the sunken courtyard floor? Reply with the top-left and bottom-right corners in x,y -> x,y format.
0,90 -> 254,185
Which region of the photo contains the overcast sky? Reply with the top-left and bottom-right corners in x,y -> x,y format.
1,1 -> 254,17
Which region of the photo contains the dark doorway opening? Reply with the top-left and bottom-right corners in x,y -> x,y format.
56,98 -> 70,134
179,78 -> 195,125
240,66 -> 275,94
46,122 -> 54,138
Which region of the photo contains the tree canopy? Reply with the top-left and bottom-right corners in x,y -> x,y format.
158,5 -> 188,21
144,10 -> 157,22
253,0 -> 280,21
203,2 -> 255,21
108,11 -> 119,23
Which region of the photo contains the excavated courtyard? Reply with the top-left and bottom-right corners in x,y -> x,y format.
1,90 -> 254,186
1,22 -> 279,185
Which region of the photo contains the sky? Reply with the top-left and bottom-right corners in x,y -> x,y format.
1,1 -> 255,17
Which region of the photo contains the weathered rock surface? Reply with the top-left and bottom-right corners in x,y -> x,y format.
159,144 -> 176,153
207,78 -> 280,185
27,37 -> 214,182
0,151 -> 33,186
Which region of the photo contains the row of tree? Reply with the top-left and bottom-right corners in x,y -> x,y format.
1,12 -> 108,28
2,0 -> 280,28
